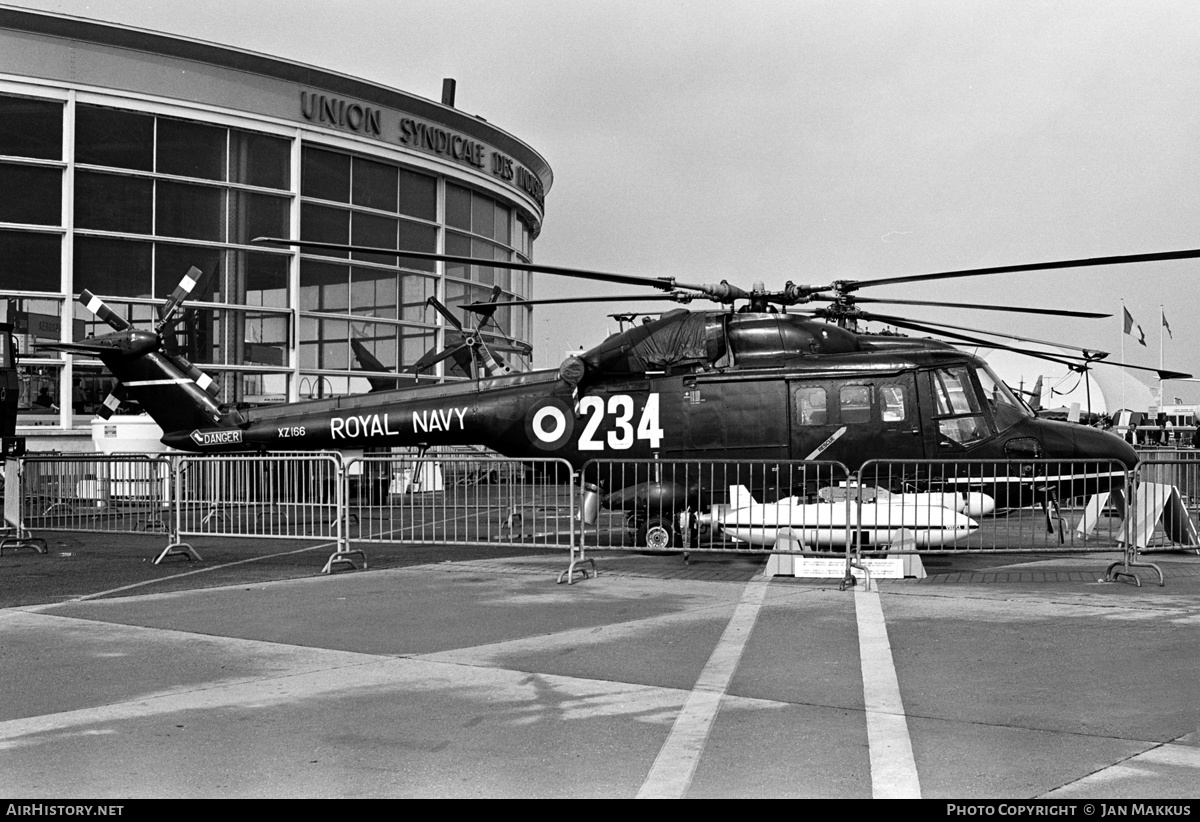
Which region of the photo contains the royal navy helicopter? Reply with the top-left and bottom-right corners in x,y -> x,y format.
43,241 -> 1198,546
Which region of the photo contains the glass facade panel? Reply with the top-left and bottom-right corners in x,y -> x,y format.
238,310 -> 290,367
155,244 -> 223,300
156,181 -> 225,241
75,105 -> 153,170
399,169 -> 436,220
400,274 -> 435,323
0,230 -> 60,291
400,328 -> 436,370
494,203 -> 511,245
348,320 -> 398,370
231,130 -> 290,190
300,317 -> 349,370
240,370 -> 289,405
445,231 -> 471,281
0,95 -> 62,160
351,212 -> 397,264
75,171 -> 152,234
0,164 -> 60,225
398,219 -> 436,272
74,237 -> 151,297
157,118 -> 226,181
352,156 -> 397,211
471,194 -> 494,240
231,190 -> 289,245
446,183 -> 471,230
302,146 -> 350,202
300,259 -> 349,312
301,203 -> 349,257
239,251 -> 289,309
350,266 -> 398,318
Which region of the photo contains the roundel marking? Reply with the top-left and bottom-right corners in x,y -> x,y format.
525,397 -> 574,451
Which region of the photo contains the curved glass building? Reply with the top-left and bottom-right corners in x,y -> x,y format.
0,7 -> 550,449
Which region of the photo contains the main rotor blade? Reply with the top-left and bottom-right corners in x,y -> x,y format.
870,314 -> 1111,356
842,296 -> 1110,319
253,236 -> 758,304
848,247 -> 1200,291
857,312 -> 1080,369
864,311 -> 1191,379
255,236 -> 679,291
464,293 -> 695,310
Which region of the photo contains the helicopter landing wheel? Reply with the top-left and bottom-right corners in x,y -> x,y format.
637,516 -> 680,551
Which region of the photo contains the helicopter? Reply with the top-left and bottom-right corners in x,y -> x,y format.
42,240 -> 1200,547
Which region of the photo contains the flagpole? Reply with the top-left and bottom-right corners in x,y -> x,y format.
1120,299 -> 1126,416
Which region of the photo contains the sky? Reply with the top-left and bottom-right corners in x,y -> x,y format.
13,0 -> 1200,405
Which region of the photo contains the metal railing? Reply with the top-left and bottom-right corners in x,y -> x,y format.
164,452 -> 350,568
853,458 -> 1131,554
344,452 -> 575,549
17,453 -> 173,534
7,451 -> 1200,586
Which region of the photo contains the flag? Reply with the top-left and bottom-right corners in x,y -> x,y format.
1123,307 -> 1146,346
1163,311 -> 1173,339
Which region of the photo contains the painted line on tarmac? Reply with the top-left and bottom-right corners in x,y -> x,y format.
855,587 -> 921,799
27,540 -> 341,608
636,574 -> 771,799
25,509 -> 481,608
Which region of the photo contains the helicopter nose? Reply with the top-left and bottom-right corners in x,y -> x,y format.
1031,419 -> 1139,469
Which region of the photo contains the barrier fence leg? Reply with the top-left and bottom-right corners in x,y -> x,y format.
1,457 -> 46,556
559,472 -> 594,584
842,488 -> 867,591
1106,474 -> 1164,587
323,458 -> 365,574
156,459 -> 200,564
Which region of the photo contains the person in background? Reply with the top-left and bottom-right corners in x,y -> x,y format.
71,379 -> 85,414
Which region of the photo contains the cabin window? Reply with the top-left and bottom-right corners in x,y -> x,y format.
795,386 -> 827,425
880,385 -> 907,422
839,385 -> 872,424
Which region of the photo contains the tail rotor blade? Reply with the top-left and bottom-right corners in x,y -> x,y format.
97,385 -> 127,420
79,290 -> 131,332
156,266 -> 207,333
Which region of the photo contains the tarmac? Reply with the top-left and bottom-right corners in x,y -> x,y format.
2,530 -> 1200,799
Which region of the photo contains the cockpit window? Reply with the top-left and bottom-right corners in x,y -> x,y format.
928,366 -> 990,446
975,364 -> 1031,433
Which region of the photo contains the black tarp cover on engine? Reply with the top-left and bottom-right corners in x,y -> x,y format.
582,310 -> 720,374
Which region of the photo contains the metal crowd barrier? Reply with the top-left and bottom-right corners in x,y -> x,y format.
344,453 -> 576,573
854,458 -> 1131,554
163,452 -> 353,570
1116,458 -> 1200,586
10,451 -> 1200,587
574,457 -> 1154,586
15,453 -> 173,536
575,459 -> 857,581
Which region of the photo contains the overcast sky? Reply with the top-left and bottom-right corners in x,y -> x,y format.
14,0 -> 1200,404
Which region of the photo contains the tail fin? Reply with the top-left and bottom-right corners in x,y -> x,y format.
728,484 -> 758,509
